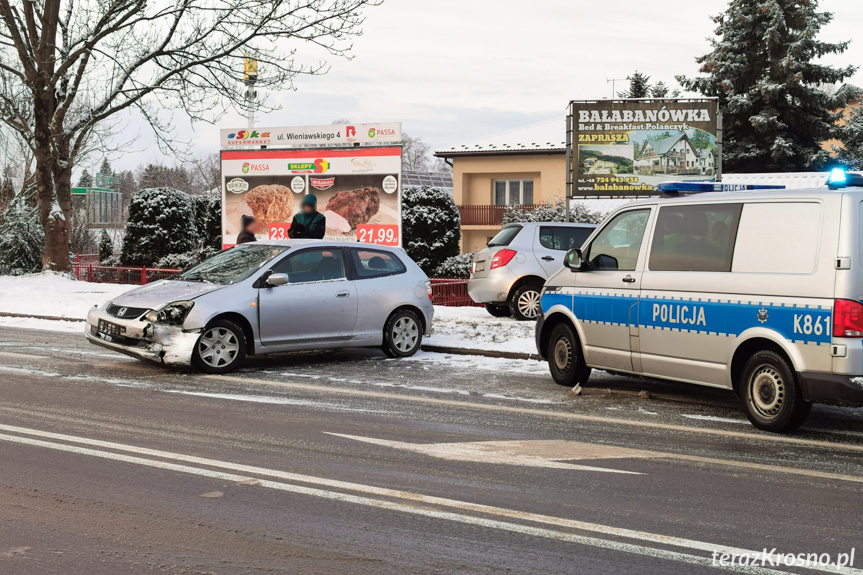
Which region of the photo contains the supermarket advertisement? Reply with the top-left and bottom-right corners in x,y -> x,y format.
220,147 -> 402,248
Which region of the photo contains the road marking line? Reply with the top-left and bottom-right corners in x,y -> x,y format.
209,374 -> 863,453
0,351 -> 45,359
0,426 -> 848,575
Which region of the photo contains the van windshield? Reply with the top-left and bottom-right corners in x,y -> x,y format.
488,225 -> 522,247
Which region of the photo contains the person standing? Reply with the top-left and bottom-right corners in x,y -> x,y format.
289,194 -> 326,239
236,215 -> 259,244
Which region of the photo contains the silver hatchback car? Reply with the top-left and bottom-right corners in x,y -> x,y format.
468,222 -> 596,320
85,240 -> 434,373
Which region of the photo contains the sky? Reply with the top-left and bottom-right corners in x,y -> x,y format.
109,0 -> 863,173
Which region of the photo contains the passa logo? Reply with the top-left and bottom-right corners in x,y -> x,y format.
241,162 -> 269,173
227,129 -> 271,141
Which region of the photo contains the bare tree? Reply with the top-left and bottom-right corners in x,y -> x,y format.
0,0 -> 382,271
400,133 -> 431,172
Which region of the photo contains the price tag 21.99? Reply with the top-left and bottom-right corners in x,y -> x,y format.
356,224 -> 399,246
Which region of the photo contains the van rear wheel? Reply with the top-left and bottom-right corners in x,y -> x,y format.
739,350 -> 811,433
548,322 -> 591,387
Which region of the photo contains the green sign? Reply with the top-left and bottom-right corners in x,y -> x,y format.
72,187 -> 87,195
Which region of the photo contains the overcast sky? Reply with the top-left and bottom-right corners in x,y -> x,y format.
111,0 -> 863,172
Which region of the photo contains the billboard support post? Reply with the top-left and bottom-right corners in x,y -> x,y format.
716,110 -> 723,183
565,112 -> 573,222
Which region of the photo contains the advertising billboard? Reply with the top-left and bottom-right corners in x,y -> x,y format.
221,147 -> 402,248
569,99 -> 719,196
219,122 -> 402,148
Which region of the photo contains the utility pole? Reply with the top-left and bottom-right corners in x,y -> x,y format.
244,53 -> 258,132
606,77 -> 628,99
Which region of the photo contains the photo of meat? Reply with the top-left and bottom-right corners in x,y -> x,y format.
242,184 -> 295,230
324,186 -> 381,233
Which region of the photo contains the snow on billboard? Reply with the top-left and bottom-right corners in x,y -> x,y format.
221,147 -> 402,248
569,99 -> 719,196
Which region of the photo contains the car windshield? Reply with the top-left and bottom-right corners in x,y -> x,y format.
176,245 -> 288,285
487,225 -> 522,247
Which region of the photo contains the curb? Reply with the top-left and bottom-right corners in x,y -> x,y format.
421,345 -> 538,361
0,312 -> 85,323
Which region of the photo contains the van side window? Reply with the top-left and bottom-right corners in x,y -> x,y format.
585,209 -> 650,271
539,226 -> 593,251
649,204 -> 742,272
732,203 -> 821,274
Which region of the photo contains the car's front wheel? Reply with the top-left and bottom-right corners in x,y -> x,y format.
382,309 -> 423,358
192,319 -> 246,374
548,322 -> 591,387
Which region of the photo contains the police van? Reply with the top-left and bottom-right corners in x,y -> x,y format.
536,171 -> 863,432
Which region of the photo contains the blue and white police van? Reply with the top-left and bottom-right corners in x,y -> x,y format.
536,171 -> 863,432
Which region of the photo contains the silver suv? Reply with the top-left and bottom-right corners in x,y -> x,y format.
468,222 -> 596,320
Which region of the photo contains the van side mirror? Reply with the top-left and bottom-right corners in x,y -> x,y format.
267,273 -> 289,287
564,249 -> 586,272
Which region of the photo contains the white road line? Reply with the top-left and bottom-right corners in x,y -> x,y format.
0,351 -> 44,359
0,423 -> 861,575
0,427 -> 841,575
210,374 -> 863,453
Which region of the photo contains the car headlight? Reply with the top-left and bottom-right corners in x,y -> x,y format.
144,300 -> 195,325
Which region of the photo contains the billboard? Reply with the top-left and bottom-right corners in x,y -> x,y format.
569,99 -> 719,196
221,147 -> 402,248
219,122 -> 402,148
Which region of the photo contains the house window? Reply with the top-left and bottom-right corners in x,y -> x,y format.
493,179 -> 534,205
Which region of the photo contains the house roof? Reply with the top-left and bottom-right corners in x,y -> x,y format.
434,118 -> 565,157
644,133 -> 687,156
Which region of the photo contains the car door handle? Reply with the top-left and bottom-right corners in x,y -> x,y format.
542,256 -> 555,261
335,291 -> 350,298
622,275 -> 636,284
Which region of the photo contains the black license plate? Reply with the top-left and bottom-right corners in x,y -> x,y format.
98,319 -> 126,336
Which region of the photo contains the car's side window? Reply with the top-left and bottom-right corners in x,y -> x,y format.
271,249 -> 346,284
649,204 -> 742,272
350,249 -> 407,279
585,209 -> 650,271
540,226 -> 593,251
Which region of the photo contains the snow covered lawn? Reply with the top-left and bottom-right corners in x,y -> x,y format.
0,273 -> 132,332
426,306 -> 535,355
0,274 -> 537,355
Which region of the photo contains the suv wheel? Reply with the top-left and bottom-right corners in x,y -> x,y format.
382,309 -> 423,358
739,350 -> 811,433
509,283 -> 542,321
192,319 -> 246,374
548,322 -> 591,386
485,304 -> 511,318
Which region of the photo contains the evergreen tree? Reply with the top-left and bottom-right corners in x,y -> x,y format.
77,169 -> 93,188
678,0 -> 857,172
618,72 -> 651,98
98,229 -> 114,262
98,158 -> 113,178
0,170 -> 13,214
120,187 -> 198,266
836,104 -> 863,170
401,186 -> 460,274
650,81 -> 680,99
0,193 -> 44,273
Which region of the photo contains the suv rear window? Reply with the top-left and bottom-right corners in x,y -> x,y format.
488,225 -> 522,247
539,226 -> 593,251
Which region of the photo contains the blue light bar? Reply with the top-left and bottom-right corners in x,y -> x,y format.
657,182 -> 787,194
828,168 -> 848,190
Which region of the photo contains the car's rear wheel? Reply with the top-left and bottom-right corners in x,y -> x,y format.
485,304 -> 511,317
548,322 -> 591,387
509,283 -> 543,321
739,350 -> 811,433
382,309 -> 423,358
192,319 -> 246,374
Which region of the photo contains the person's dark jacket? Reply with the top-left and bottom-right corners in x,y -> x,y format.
237,215 -> 257,244
289,194 -> 326,239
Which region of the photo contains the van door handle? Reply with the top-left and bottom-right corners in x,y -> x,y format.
542,256 -> 555,261
336,291 -> 350,298
622,275 -> 636,284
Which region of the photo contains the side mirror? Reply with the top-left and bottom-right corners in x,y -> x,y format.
564,249 -> 585,272
267,273 -> 289,287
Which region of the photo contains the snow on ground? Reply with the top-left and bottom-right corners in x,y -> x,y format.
426,306 -> 535,354
0,273 -> 132,332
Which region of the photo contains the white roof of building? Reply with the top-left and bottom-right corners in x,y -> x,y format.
435,118 -> 565,157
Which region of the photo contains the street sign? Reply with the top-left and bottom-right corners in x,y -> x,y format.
71,187 -> 87,195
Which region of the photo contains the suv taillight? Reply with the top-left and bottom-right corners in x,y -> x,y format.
834,299 -> 863,337
490,249 -> 517,270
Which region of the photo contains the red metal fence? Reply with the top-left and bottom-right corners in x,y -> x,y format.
457,204 -> 546,226
71,263 -> 478,307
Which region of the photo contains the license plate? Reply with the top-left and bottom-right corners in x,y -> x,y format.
475,261 -> 485,272
98,319 -> 126,336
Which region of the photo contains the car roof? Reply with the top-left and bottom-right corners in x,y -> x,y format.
623,186 -> 863,208
253,239 -> 400,252
503,221 -> 597,228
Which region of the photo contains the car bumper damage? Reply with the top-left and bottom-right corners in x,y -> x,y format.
84,306 -> 200,366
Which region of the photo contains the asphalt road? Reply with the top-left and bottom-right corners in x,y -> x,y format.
1,325 -> 863,575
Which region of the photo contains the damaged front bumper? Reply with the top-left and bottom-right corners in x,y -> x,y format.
84,306 -> 200,366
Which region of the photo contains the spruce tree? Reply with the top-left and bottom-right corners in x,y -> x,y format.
98,229 -> 114,262
0,193 -> 44,273
77,169 -> 93,188
836,105 -> 863,170
678,0 -> 857,172
401,186 -> 460,274
618,72 -> 651,98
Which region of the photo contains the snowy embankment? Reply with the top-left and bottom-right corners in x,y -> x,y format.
0,273 -> 130,333
0,273 -> 537,354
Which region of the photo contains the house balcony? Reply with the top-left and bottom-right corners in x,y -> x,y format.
458,204 -> 544,227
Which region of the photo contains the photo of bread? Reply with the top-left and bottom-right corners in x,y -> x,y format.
324,186 -> 381,233
242,184 -> 295,230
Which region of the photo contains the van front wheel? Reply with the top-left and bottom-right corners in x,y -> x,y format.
739,350 -> 811,433
548,322 -> 591,387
